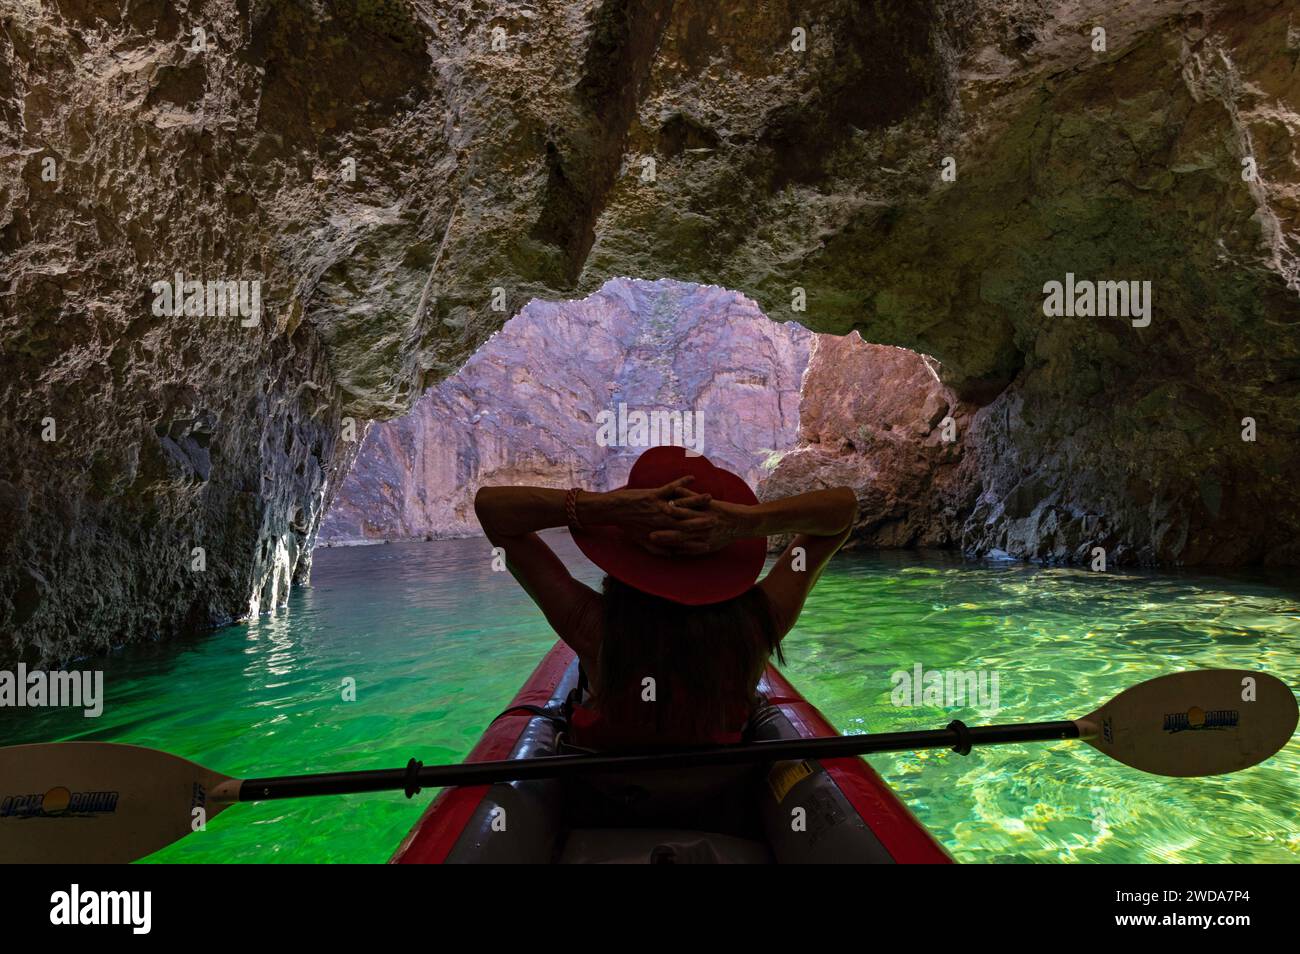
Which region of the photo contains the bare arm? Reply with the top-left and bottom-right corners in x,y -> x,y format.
474,479 -> 708,665
739,488 -> 858,539
749,488 -> 857,639
474,483 -> 702,538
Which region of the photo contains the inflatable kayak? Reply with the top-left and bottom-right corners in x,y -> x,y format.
392,642 -> 952,863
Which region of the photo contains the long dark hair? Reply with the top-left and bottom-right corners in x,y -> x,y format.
595,575 -> 784,740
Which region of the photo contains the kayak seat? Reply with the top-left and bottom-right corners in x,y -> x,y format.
554,698 -> 782,838
557,762 -> 765,838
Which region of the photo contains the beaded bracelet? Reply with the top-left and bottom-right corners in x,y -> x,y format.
565,487 -> 582,531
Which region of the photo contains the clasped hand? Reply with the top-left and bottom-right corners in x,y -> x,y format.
603,476 -> 749,556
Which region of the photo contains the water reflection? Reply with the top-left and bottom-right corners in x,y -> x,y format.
1,537 -> 1296,863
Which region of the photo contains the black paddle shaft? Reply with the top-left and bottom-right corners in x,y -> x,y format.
236,719 -> 1081,802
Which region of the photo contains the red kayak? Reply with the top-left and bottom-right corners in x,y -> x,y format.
392,642 -> 952,863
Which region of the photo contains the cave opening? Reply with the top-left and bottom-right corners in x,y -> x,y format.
315,278 -> 964,552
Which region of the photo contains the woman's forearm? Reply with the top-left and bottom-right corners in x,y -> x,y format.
474,486 -> 571,537
742,487 -> 857,538
473,485 -> 626,538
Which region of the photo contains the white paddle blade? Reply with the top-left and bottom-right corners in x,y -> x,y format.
0,742 -> 235,863
1076,669 -> 1298,778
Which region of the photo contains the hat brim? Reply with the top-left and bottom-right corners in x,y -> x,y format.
574,526 -> 767,606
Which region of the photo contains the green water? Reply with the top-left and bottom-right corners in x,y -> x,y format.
4,537 -> 1297,863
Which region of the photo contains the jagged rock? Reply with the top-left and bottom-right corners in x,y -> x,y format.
759,332 -> 976,549
3,0 -> 1298,661
318,279 -> 810,542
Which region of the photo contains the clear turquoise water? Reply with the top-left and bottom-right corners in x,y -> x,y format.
4,537 -> 1297,863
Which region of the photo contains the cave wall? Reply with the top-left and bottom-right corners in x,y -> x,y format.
318,278 -> 811,543
852,2 -> 1300,566
3,0 -> 1298,661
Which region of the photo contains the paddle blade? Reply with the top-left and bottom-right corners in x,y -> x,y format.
0,742 -> 235,863
1075,669 -> 1298,777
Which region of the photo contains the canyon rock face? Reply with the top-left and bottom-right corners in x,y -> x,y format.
4,0 -> 1299,661
760,333 -> 976,550
318,279 -> 810,542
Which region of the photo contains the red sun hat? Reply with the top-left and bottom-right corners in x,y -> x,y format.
573,445 -> 767,606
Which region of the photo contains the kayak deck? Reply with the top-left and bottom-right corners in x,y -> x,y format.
391,642 -> 952,864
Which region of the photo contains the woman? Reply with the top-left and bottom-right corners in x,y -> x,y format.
474,445 -> 857,750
